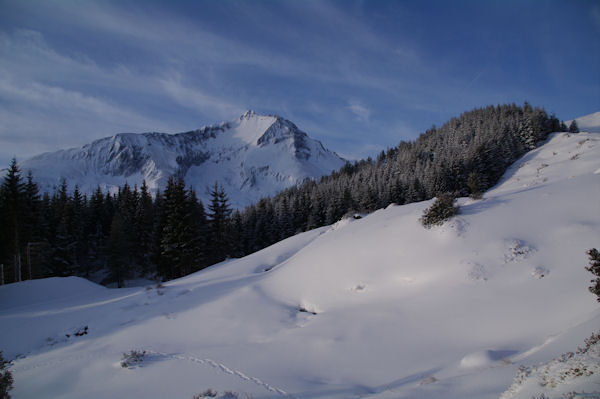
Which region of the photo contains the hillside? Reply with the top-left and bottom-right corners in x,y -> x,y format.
18,110 -> 345,209
567,111 -> 600,133
1,131 -> 599,398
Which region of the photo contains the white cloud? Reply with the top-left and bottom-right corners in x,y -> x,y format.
0,74 -> 175,166
347,100 -> 371,122
159,75 -> 243,120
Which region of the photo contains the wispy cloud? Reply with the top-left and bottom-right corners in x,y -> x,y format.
0,0 -> 597,167
159,74 -> 243,119
347,100 -> 371,122
0,75 -> 175,162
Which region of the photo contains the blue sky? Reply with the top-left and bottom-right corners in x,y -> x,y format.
0,0 -> 599,167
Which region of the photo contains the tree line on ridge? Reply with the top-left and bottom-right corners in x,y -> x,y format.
0,103 -> 577,285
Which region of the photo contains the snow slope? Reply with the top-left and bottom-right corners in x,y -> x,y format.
18,110 -> 345,209
1,131 -> 599,398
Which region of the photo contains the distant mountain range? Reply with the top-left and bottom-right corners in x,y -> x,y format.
20,110 -> 346,209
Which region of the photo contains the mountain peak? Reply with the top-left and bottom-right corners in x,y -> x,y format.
20,111 -> 346,209
233,110 -> 277,145
240,109 -> 259,120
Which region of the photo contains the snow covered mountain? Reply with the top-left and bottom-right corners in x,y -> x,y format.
20,110 -> 345,208
1,131 -> 599,398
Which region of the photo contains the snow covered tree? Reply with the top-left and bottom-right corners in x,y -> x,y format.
420,192 -> 459,228
585,248 -> 600,302
467,172 -> 482,199
0,102 -> 565,283
0,351 -> 13,399
568,120 -> 579,133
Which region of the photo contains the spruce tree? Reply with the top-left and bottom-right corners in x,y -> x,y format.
420,192 -> 459,228
22,172 -> 44,279
185,187 -> 207,272
467,172 -> 482,199
160,177 -> 188,279
23,171 -> 42,242
49,180 -> 76,277
107,212 -> 129,287
560,121 -> 568,131
0,158 -> 26,282
135,181 -> 155,275
86,187 -> 107,271
70,185 -> 87,275
228,210 -> 244,258
568,120 -> 580,133
159,177 -> 206,278
585,248 -> 600,302
207,182 -> 232,264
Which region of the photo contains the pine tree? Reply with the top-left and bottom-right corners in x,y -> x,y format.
22,172 -> 44,279
420,192 -> 459,228
135,181 -> 155,275
86,186 -> 107,271
568,120 -> 580,133
49,180 -> 76,277
585,248 -> 600,302
560,121 -> 568,131
0,158 -> 26,282
228,210 -> 244,258
159,177 -> 206,279
23,171 -> 41,242
70,185 -> 87,275
207,182 -> 232,264
107,212 -> 129,287
151,191 -> 167,280
160,177 -> 187,279
467,172 -> 482,199
186,187 -> 208,272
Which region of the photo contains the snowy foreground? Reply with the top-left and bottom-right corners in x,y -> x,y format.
1,132 -> 600,399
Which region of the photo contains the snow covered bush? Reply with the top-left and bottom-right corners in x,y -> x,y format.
120,350 -> 146,368
192,389 -> 217,398
577,331 -> 600,355
0,351 -> 13,399
501,331 -> 600,398
192,391 -> 249,399
420,192 -> 459,228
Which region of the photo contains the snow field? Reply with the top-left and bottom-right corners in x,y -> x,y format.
1,132 -> 599,398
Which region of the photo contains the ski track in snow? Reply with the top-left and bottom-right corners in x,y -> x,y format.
146,350 -> 289,396
11,348 -> 289,396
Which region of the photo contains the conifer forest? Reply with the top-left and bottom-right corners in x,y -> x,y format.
0,103 -> 569,286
